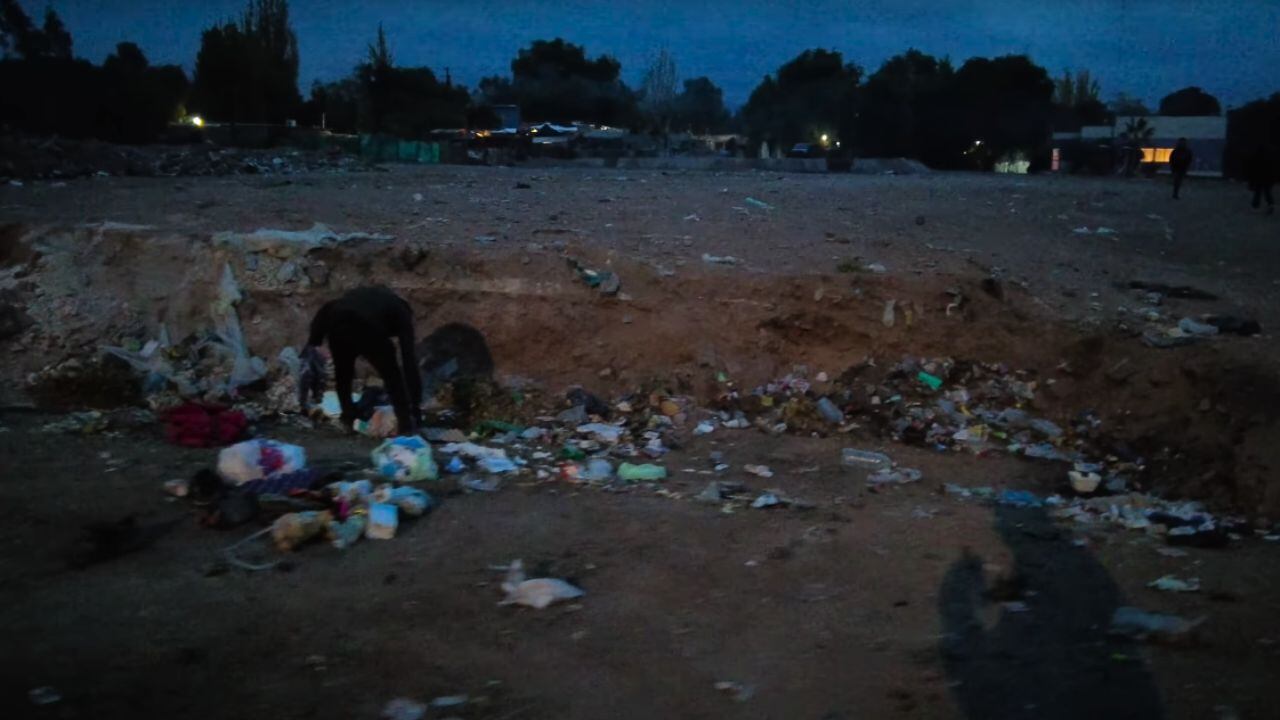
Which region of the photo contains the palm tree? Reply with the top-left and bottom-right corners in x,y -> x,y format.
1118,117 -> 1154,176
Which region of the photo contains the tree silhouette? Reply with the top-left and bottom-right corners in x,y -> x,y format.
1052,69 -> 1108,129
857,50 -> 953,160
741,49 -> 861,150
672,77 -> 730,134
190,0 -> 301,123
1,5 -> 186,143
1109,93 -> 1150,117
40,7 -> 71,59
640,48 -> 677,134
949,55 -> 1055,169
1159,86 -> 1221,116
484,38 -> 637,125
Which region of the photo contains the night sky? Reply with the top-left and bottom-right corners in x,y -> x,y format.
21,0 -> 1280,110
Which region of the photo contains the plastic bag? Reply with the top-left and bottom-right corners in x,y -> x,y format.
372,436 -> 438,482
217,439 -> 308,485
209,263 -> 267,389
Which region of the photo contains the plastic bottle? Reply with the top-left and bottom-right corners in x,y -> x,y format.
841,448 -> 892,471
617,463 -> 668,482
816,397 -> 845,424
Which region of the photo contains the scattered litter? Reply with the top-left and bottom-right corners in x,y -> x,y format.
479,456 -> 519,474
499,559 -> 585,609
365,503 -> 400,540
744,197 -> 774,211
617,463 -> 668,482
579,458 -> 614,482
577,422 -> 624,442
372,436 -> 438,482
429,695 -> 469,710
382,697 -> 427,720
916,371 -> 942,391
867,467 -> 923,485
1109,606 -> 1204,643
816,396 -> 845,424
272,510 -> 332,552
752,492 -> 782,509
694,420 -> 716,435
1148,575 -> 1201,593
1177,317 -> 1219,337
217,440 -> 307,485
28,686 -> 61,706
1069,470 -> 1102,494
744,464 -> 774,478
882,299 -> 897,328
714,681 -> 755,702
702,253 -> 740,265
998,489 -> 1043,508
841,448 -> 892,472
1072,226 -> 1116,235
567,257 -> 621,296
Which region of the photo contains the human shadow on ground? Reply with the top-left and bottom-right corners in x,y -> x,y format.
938,504 -> 1164,719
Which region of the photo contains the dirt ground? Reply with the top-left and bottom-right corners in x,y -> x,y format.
2,165 -> 1280,719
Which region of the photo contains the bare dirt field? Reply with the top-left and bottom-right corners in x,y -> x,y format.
2,165 -> 1279,719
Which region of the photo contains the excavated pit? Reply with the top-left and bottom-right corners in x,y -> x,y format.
3,220 -> 1278,518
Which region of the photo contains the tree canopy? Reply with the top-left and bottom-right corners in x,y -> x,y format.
481,38 -> 637,125
1159,86 -> 1221,116
740,49 -> 861,151
856,50 -> 953,161
0,3 -> 187,142
190,0 -> 301,123
672,76 -> 730,134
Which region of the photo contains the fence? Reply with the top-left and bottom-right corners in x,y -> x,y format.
358,135 -> 442,164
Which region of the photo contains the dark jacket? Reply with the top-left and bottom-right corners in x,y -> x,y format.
1170,145 -> 1193,174
1245,147 -> 1275,186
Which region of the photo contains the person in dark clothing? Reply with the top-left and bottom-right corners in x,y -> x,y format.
304,286 -> 423,433
1169,137 -> 1193,199
1246,143 -> 1276,214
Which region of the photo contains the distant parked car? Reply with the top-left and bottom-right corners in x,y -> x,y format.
788,143 -> 826,159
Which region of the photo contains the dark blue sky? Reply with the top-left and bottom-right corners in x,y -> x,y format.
22,0 -> 1280,110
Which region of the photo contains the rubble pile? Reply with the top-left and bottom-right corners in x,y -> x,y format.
0,135 -> 375,181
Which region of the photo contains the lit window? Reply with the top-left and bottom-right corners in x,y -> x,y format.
1140,147 -> 1173,163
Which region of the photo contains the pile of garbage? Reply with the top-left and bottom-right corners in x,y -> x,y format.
186,436 -> 438,568
1111,283 -> 1262,348
87,264 -> 274,410
943,483 -> 1249,547
703,358 -> 1127,479
0,135 -> 374,181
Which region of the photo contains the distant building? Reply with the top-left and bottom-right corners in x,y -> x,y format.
1052,115 -> 1227,176
492,105 -> 521,130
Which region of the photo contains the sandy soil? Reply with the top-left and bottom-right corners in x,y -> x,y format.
2,165 -> 1279,719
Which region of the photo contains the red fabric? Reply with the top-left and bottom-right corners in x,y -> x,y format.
162,403 -> 248,448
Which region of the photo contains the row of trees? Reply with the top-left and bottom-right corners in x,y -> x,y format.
303,36 -> 731,138
0,0 -> 188,142
4,0 -> 1273,174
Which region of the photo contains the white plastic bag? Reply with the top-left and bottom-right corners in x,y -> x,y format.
217,439 -> 308,485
